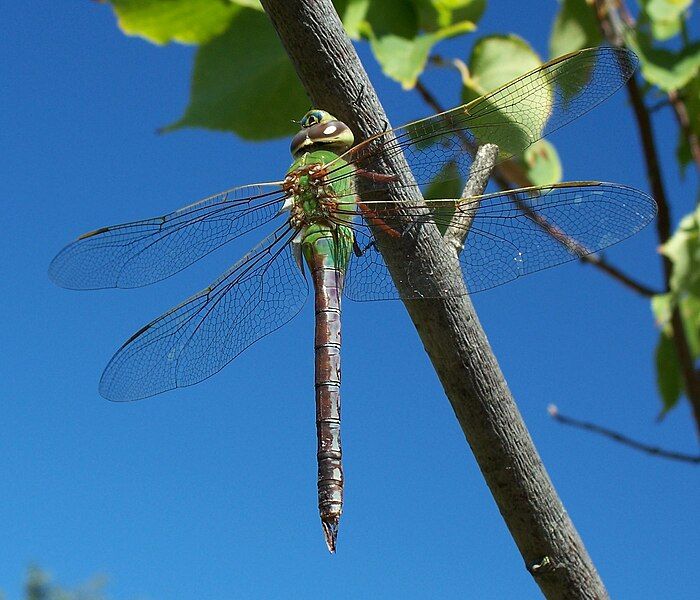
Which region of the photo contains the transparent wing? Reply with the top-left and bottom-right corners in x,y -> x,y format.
99,225 -> 306,401
49,182 -> 288,290
330,47 -> 638,196
343,182 -> 656,301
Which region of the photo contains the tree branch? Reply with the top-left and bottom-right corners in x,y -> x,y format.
261,1 -> 609,596
595,0 -> 700,437
549,405 -> 700,465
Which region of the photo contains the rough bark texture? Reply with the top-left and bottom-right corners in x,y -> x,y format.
260,1 -> 609,597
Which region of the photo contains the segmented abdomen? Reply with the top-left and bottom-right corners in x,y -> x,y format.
307,243 -> 345,553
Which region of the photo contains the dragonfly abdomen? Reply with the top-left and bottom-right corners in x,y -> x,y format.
303,227 -> 350,553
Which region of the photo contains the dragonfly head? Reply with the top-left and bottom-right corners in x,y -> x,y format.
291,109 -> 354,158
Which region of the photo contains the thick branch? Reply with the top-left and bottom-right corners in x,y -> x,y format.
261,0 -> 609,597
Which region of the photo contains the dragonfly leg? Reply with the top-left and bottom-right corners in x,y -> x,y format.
352,237 -> 379,258
356,200 -> 401,239
354,168 -> 398,183
351,83 -> 366,109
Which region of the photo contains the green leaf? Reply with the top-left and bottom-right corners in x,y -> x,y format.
365,0 -> 419,38
649,14 -> 682,41
446,0 -> 487,25
655,331 -> 684,415
412,0 -> 486,30
368,19 -> 475,89
677,134 -> 691,171
653,291 -> 700,417
640,0 -> 692,41
233,0 -> 263,9
660,205 -> 700,297
549,0 -> 602,57
464,35 -> 542,96
644,0 -> 693,21
423,161 -> 463,234
351,0 -> 476,87
653,206 -> 700,416
109,0 -> 243,45
652,292 -> 674,331
461,35 -> 546,154
680,293 -> 700,356
626,32 -> 700,92
164,9 -> 309,140
518,140 -> 563,185
335,0 -> 371,39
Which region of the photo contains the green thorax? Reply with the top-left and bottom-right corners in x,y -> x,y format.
286,149 -> 356,273
287,149 -> 356,225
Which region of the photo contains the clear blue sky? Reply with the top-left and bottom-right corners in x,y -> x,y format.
2,2 -> 698,599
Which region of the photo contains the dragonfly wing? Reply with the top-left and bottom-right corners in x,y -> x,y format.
343,182 -> 656,300
332,47 -> 637,196
49,182 -> 288,290
100,226 -> 306,401
456,182 -> 656,293
345,229 -> 398,301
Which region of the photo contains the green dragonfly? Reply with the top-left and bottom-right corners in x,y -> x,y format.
49,47 -> 656,552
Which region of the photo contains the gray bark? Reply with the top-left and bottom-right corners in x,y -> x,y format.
259,1 -> 609,597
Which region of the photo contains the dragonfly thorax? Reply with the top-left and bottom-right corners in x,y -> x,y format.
283,162 -> 337,230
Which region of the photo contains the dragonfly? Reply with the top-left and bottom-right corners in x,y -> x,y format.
50,47 -> 656,553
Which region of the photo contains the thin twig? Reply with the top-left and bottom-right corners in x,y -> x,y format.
414,77 -> 657,299
444,143 -> 499,253
414,79 -> 446,119
579,254 -> 661,297
548,405 -> 700,464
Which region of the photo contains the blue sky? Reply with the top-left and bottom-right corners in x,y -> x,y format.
2,2 -> 698,599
